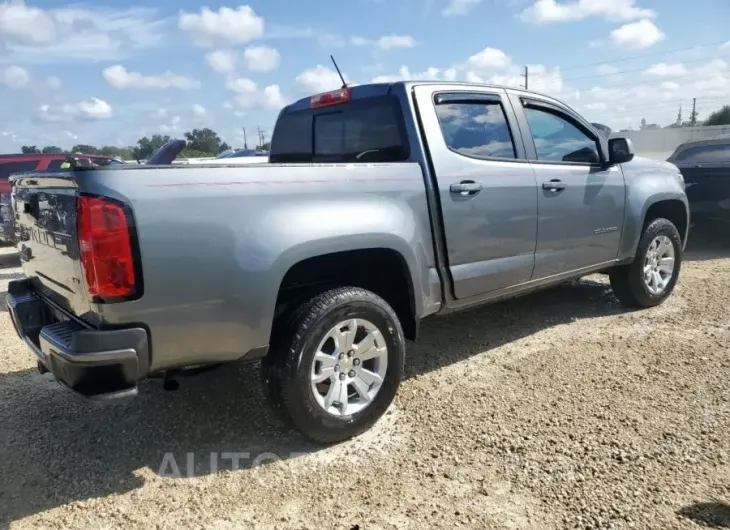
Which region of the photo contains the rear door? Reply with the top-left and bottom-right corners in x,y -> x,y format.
413,85 -> 538,300
512,94 -> 625,279
671,143 -> 730,220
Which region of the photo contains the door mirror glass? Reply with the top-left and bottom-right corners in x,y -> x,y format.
608,137 -> 635,164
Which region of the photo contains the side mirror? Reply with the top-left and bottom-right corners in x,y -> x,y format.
608,137 -> 635,165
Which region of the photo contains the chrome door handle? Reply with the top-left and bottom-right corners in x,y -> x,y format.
450,181 -> 482,195
542,179 -> 566,192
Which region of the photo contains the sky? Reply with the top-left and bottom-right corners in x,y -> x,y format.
0,0 -> 729,152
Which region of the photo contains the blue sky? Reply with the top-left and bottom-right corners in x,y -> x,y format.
1,0 -> 729,151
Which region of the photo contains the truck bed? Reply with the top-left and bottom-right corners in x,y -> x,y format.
11,162 -> 438,372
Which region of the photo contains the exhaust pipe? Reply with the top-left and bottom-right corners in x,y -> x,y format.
162,371 -> 180,391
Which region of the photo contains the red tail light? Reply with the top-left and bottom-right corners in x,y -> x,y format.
310,88 -> 352,108
78,195 -> 138,300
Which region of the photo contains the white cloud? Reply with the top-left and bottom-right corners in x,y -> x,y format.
225,77 -> 286,108
0,65 -> 29,88
178,5 -> 264,47
205,49 -> 237,74
295,65 -> 351,94
243,45 -> 280,71
519,0 -> 655,24
46,76 -> 62,90
643,62 -> 686,77
610,19 -> 664,49
102,65 -> 200,90
0,2 -> 166,62
597,64 -> 620,75
37,98 -> 113,122
350,34 -> 416,51
467,47 -> 511,70
442,0 -> 482,16
192,104 -> 206,117
372,66 -> 441,83
660,81 -> 680,91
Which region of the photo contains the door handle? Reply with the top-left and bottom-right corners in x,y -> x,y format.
542,179 -> 566,192
450,181 -> 482,195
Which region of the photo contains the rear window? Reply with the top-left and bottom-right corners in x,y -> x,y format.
0,160 -> 38,180
269,95 -> 410,163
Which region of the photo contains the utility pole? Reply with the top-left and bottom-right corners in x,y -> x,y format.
242,127 -> 248,149
522,66 -> 528,90
256,125 -> 263,149
690,98 -> 698,127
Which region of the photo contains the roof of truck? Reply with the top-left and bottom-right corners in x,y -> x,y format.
283,80 -> 566,113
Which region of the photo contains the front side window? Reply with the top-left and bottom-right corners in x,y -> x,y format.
524,107 -> 600,164
675,144 -> 730,164
435,100 -> 516,159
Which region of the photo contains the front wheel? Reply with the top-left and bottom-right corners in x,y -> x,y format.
609,217 -> 682,308
263,287 -> 405,444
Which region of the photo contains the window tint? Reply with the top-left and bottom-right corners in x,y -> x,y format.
46,160 -> 66,171
675,144 -> 730,163
270,95 -> 409,163
0,161 -> 38,180
524,107 -> 600,164
435,101 -> 516,159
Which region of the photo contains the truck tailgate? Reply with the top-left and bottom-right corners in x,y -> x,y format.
13,175 -> 93,320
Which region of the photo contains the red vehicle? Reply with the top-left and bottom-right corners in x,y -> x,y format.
0,153 -> 115,244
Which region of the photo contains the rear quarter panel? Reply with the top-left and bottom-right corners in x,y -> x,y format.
80,163 -> 438,372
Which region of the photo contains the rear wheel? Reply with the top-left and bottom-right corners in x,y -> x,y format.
263,286 -> 405,444
609,217 -> 682,308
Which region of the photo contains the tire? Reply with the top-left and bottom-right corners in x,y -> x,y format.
262,286 -> 405,444
609,217 -> 682,309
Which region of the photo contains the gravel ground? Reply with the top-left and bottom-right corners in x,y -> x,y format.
1,226 -> 729,530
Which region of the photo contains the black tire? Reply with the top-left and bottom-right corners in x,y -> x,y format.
609,217 -> 682,308
262,286 -> 405,444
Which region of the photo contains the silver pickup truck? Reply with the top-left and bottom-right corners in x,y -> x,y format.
7,81 -> 688,444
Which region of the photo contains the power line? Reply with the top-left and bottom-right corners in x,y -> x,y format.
562,53 -> 730,82
558,40 -> 729,73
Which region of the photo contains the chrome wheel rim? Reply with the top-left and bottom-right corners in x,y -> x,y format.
310,318 -> 388,417
644,235 -> 675,295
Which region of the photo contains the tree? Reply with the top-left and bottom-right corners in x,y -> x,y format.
41,146 -> 64,154
259,141 -> 271,151
133,135 -> 171,160
705,105 -> 730,126
71,144 -> 99,154
689,108 -> 699,127
184,128 -> 223,155
640,118 -> 647,130
219,141 -> 231,154
21,145 -> 40,154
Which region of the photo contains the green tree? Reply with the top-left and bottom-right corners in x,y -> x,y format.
133,135 -> 171,160
21,145 -> 40,154
259,141 -> 271,151
184,128 -> 223,155
71,144 -> 99,154
41,146 -> 64,154
705,105 -> 730,126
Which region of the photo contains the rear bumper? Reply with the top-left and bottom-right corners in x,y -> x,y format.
6,278 -> 149,403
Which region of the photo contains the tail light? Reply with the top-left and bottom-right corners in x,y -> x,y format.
310,88 -> 352,108
78,195 -> 139,301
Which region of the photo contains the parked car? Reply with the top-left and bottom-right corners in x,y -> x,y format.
6,81 -> 688,444
0,153 -> 116,244
666,138 -> 730,222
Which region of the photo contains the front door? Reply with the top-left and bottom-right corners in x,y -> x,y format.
518,98 -> 626,278
413,86 -> 538,300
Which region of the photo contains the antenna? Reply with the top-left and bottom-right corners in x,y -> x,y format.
330,55 -> 348,89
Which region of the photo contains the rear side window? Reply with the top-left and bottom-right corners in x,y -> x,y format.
0,160 -> 39,180
435,100 -> 516,159
675,144 -> 730,164
270,95 -> 409,163
46,160 -> 67,171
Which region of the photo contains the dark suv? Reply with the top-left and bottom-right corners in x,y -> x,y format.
667,138 -> 730,222
0,153 -> 115,244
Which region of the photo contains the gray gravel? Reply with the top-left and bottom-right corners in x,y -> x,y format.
1,227 -> 729,530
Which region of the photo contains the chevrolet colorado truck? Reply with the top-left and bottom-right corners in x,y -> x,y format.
6,82 -> 689,444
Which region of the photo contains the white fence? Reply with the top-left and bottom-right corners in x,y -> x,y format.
611,125 -> 730,160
